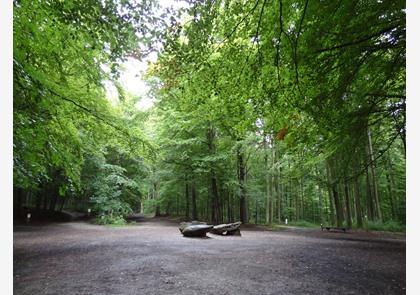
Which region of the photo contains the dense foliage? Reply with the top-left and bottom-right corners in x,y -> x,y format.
14,0 -> 405,229
13,0 -> 157,223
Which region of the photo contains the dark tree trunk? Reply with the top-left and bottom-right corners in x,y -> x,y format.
344,180 -> 352,228
326,164 -> 336,225
276,165 -> 282,223
255,199 -> 258,224
49,189 -> 59,212
367,127 -> 382,221
42,192 -> 49,211
185,181 -> 190,218
154,182 -> 161,217
35,190 -> 42,212
365,166 -> 374,220
332,186 -> 343,227
14,187 -> 24,219
176,194 -> 179,216
353,174 -> 364,228
237,146 -> 248,224
207,126 -> 221,224
385,156 -> 397,220
59,197 -> 66,212
207,182 -> 211,222
265,152 -> 273,224
165,201 -> 171,216
210,171 -> 221,223
191,181 -> 198,220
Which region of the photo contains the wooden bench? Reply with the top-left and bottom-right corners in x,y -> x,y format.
321,224 -> 349,232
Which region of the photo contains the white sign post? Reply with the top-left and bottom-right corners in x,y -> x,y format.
285,218 -> 288,225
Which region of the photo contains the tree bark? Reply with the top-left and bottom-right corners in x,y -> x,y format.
265,152 -> 272,224
154,181 -> 161,217
237,145 -> 248,223
385,155 -> 397,220
367,127 -> 382,221
207,126 -> 221,223
271,146 -> 276,223
59,196 -> 66,212
276,163 -> 282,223
332,185 -> 343,227
344,180 -> 352,228
191,180 -> 198,220
353,173 -> 364,228
365,165 -> 374,220
326,164 -> 336,225
210,173 -> 221,223
14,187 -> 24,218
185,180 -> 190,218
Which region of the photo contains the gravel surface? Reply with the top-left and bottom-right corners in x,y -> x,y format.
14,218 -> 405,295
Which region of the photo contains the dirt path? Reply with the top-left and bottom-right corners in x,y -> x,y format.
14,218 -> 405,295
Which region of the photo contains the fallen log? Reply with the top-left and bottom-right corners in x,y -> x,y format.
179,221 -> 207,233
179,221 -> 213,237
211,221 -> 242,236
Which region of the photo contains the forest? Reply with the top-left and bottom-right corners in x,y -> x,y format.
13,0 -> 406,231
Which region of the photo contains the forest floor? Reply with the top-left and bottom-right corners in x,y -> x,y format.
14,217 -> 405,295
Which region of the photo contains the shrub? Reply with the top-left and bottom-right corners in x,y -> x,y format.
95,214 -> 127,225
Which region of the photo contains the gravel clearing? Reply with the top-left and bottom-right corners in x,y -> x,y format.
14,218 -> 405,295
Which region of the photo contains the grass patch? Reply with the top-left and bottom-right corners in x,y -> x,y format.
287,220 -> 319,228
366,220 -> 405,232
267,220 -> 319,229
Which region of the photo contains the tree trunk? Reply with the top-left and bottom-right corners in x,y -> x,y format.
154,182 -> 161,217
300,177 -> 304,220
176,194 -> 179,216
332,185 -> 343,227
255,198 -> 259,224
237,145 -> 248,224
353,174 -> 363,228
165,201 -> 171,216
49,189 -> 59,212
42,186 -> 49,211
385,156 -> 396,220
35,190 -> 42,212
365,166 -> 374,220
367,127 -> 382,221
14,187 -> 24,218
59,196 -> 66,212
265,152 -> 272,224
276,164 -> 282,223
207,182 -> 211,222
344,180 -> 352,228
185,180 -> 190,218
227,191 -> 232,223
326,164 -> 336,225
191,180 -> 198,220
271,146 -> 276,223
207,126 -> 221,224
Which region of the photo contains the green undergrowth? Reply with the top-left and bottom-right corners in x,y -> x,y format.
287,220 -> 320,228
366,220 -> 405,232
95,215 -> 127,226
267,220 -> 319,229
